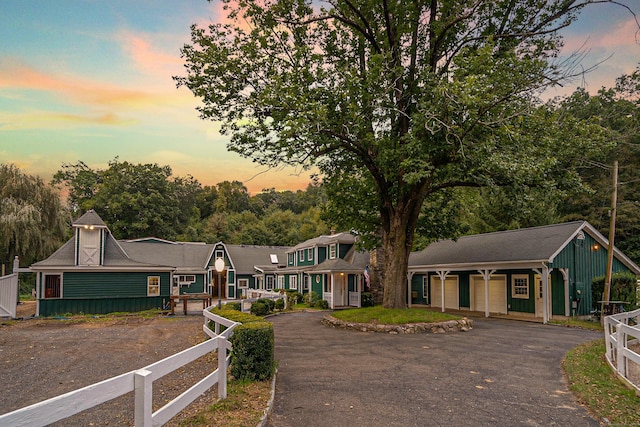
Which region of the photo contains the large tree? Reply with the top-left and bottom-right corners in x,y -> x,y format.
0,164 -> 68,271
177,0 -> 626,308
53,159 -> 202,240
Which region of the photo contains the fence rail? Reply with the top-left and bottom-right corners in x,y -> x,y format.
0,308 -> 239,427
604,308 -> 640,393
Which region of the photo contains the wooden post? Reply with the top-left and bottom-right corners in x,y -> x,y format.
134,369 -> 153,427
604,160 -> 618,305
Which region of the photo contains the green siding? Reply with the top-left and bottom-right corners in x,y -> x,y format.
458,273 -> 470,309
62,271 -> 171,298
507,271 -> 535,313
39,296 -> 166,317
318,247 -> 327,264
180,274 -> 206,294
411,274 -> 428,304
311,274 -> 323,296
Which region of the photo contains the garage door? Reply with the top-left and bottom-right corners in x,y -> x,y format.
430,276 -> 459,310
472,276 -> 507,314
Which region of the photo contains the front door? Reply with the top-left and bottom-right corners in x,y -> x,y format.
534,275 -> 547,318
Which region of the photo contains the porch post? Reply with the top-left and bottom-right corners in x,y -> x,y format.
477,269 -> 496,318
407,272 -> 414,308
330,274 -> 335,309
534,265 -> 550,324
437,270 -> 449,313
560,268 -> 570,316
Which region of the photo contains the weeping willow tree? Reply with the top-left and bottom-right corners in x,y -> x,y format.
0,164 -> 69,273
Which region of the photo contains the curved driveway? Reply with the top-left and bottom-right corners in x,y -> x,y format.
266,311 -> 601,427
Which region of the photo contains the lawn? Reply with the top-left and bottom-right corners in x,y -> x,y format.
331,305 -> 461,324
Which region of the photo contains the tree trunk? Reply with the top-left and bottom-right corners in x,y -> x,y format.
381,208 -> 416,309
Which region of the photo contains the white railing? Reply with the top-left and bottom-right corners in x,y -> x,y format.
604,308 -> 640,393
239,289 -> 287,312
0,273 -> 18,318
323,292 -> 333,309
0,308 -> 239,427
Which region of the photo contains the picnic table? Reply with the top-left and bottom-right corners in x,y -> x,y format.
170,293 -> 212,315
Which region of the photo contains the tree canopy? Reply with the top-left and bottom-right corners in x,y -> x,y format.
0,164 -> 68,272
177,0 -> 622,307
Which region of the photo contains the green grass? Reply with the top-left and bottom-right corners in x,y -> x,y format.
563,339 -> 640,425
331,306 -> 461,324
549,318 -> 604,331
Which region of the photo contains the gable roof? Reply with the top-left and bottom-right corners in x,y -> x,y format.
289,231 -> 356,252
409,221 -> 640,274
118,240 -> 214,272
225,244 -> 290,275
72,209 -> 108,229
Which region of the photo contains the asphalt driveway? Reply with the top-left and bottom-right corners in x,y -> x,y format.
266,311 -> 602,427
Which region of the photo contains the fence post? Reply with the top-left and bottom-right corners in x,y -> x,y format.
218,338 -> 228,399
615,326 -> 626,377
134,369 -> 153,427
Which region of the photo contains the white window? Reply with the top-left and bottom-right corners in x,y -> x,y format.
329,244 -> 337,259
148,276 -> 160,296
512,275 -> 529,299
215,250 -> 224,261
303,275 -> 309,290
238,278 -> 249,288
277,276 -> 284,289
178,275 -> 196,285
299,250 -> 304,262
266,276 -> 274,290
307,248 -> 313,261
288,253 -> 294,265
290,275 -> 297,290
422,276 -> 429,299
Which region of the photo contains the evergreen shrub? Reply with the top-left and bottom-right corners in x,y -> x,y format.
250,300 -> 271,316
274,298 -> 285,310
230,321 -> 275,381
361,292 -> 375,307
314,299 -> 329,309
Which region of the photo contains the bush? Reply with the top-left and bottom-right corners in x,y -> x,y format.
314,299 -> 329,309
361,292 -> 375,307
250,300 -> 271,316
230,321 -> 275,381
257,298 -> 275,312
286,290 -> 303,306
304,291 -> 320,306
274,298 -> 285,310
225,301 -> 242,311
591,272 -> 638,309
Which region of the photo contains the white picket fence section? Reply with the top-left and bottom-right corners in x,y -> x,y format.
0,273 -> 18,318
0,309 -> 239,427
604,308 -> 640,393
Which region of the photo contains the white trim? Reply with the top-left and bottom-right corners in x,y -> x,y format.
511,274 -> 529,299
147,276 -> 160,297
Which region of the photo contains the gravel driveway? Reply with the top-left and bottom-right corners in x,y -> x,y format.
0,313 -> 216,426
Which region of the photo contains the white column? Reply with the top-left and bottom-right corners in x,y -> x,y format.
534,265 -> 551,324
477,269 -> 496,317
437,270 -> 449,313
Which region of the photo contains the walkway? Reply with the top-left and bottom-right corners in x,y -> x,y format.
266,311 -> 601,427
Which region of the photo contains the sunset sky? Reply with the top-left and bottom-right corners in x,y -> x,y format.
1,1 -> 638,194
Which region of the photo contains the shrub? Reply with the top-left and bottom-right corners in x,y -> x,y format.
230,321 -> 275,381
257,298 -> 275,312
304,291 -> 320,306
274,298 -> 285,310
591,272 -> 638,310
314,299 -> 329,309
250,300 -> 271,316
225,302 -> 242,311
286,290 -> 302,306
361,292 -> 375,307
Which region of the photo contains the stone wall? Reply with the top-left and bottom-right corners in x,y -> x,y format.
322,314 -> 473,334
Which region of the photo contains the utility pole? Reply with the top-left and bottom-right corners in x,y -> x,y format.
603,160 -> 618,305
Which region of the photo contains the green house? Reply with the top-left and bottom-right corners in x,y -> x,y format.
408,221 -> 640,322
278,232 -> 370,308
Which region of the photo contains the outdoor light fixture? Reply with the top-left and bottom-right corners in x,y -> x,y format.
214,257 -> 225,309
593,244 -> 600,251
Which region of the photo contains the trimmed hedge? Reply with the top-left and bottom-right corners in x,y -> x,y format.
230,321 -> 275,381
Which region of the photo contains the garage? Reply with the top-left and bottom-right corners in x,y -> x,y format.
430,275 -> 459,310
472,275 -> 507,314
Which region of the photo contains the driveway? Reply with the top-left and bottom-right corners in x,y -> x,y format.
266,312 -> 602,427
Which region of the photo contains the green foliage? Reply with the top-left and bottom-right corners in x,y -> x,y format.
230,322 -> 275,381
286,290 -> 303,306
361,292 -> 375,308
250,300 -> 271,316
314,299 -> 330,309
176,0 -> 617,307
225,301 -> 242,311
274,298 -> 285,310
591,272 -> 639,309
303,291 -> 319,306
333,306 -> 460,324
0,164 -> 69,270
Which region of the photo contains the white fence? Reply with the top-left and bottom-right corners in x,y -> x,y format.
0,273 -> 18,318
0,309 -> 239,427
604,308 -> 640,393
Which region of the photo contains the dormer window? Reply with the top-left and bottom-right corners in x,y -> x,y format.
299,250 -> 304,262
329,243 -> 337,259
307,248 -> 313,261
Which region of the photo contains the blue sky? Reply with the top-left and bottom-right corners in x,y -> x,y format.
1,0 -> 638,193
